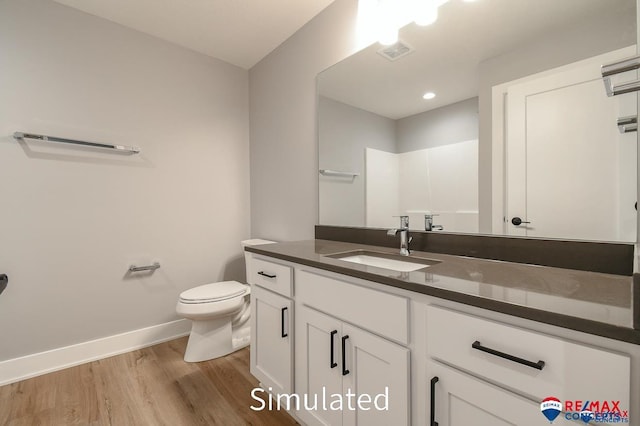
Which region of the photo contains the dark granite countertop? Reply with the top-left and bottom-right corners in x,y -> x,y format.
245,239 -> 640,345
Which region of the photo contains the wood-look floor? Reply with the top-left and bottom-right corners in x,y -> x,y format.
0,337 -> 298,426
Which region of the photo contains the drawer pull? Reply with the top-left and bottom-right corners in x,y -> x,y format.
341,335 -> 350,376
472,340 -> 545,370
281,307 -> 288,338
330,330 -> 338,368
257,271 -> 277,279
430,376 -> 439,426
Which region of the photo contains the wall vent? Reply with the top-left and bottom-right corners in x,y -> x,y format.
377,40 -> 414,61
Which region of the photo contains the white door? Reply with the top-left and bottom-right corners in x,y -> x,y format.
296,306 -> 345,426
428,362 -> 575,426
505,46 -> 637,241
250,285 -> 293,395
342,323 -> 410,426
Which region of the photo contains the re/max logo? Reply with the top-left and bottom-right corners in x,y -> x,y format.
564,400 -> 629,418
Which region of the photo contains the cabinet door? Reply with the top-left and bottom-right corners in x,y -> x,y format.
296,306 -> 344,426
428,362 -> 574,426
342,323 -> 410,426
250,285 -> 293,394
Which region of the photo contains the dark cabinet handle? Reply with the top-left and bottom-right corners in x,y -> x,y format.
0,274 -> 7,285
258,271 -> 277,279
330,330 -> 338,368
511,217 -> 531,226
280,307 -> 288,338
472,340 -> 545,370
341,335 -> 350,376
430,376 -> 439,426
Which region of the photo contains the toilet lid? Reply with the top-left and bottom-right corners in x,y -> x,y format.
179,281 -> 248,304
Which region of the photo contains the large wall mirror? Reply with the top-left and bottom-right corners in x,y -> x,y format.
318,0 -> 638,242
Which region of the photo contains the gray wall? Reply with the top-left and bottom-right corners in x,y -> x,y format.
396,98 -> 479,153
0,0 -> 250,361
319,97 -> 396,227
249,0 -> 360,241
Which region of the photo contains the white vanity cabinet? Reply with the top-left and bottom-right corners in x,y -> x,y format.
295,270 -> 410,426
426,305 -> 631,426
247,252 -> 637,426
248,255 -> 294,395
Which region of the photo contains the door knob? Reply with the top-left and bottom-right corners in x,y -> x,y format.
0,274 -> 7,296
511,217 -> 531,226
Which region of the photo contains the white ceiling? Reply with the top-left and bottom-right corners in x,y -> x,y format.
319,0 -> 636,119
52,0 -> 336,69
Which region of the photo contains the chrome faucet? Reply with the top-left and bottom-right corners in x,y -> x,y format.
425,214 -> 443,231
387,216 -> 412,256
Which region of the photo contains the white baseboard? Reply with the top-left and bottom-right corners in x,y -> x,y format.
0,319 -> 191,386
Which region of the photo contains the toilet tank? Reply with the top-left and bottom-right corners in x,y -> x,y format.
241,239 -> 276,284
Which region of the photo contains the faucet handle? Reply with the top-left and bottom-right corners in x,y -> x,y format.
393,215 -> 410,228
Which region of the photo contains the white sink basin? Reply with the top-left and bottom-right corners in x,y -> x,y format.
328,250 -> 440,272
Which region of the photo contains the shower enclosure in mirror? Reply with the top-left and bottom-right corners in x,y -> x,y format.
318,0 -> 638,242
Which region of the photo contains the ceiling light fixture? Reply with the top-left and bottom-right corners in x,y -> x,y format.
378,25 -> 399,45
376,0 -> 401,45
373,0 -> 464,45
423,92 -> 436,100
414,0 -> 448,26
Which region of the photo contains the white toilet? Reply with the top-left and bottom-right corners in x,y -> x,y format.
176,239 -> 275,362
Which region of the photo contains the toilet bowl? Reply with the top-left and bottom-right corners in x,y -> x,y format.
176,239 -> 275,362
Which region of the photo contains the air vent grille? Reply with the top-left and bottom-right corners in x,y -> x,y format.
377,41 -> 414,61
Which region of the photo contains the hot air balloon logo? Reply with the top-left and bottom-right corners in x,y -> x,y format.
540,397 -> 562,423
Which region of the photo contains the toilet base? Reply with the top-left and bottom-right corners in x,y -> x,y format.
183,318 -> 250,362
184,317 -> 233,362
232,323 -> 251,352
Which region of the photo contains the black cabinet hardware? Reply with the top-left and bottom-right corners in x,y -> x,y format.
330,330 -> 338,368
258,271 -> 277,279
430,376 -> 439,426
0,274 -> 7,285
341,335 -> 350,376
511,217 -> 531,226
281,307 -> 288,338
472,340 -> 545,370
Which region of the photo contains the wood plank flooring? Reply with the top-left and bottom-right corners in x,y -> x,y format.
0,338 -> 298,426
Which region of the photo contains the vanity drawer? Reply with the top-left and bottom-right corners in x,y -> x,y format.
296,269 -> 409,344
251,257 -> 293,297
426,306 -> 630,404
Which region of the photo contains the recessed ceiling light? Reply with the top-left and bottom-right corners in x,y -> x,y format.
423,92 -> 436,100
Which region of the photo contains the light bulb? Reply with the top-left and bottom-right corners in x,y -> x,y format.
414,0 -> 451,26
423,92 -> 436,100
414,2 -> 438,26
377,0 -> 400,45
378,26 -> 399,45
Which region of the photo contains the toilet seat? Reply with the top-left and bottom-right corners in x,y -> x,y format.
179,281 -> 247,304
